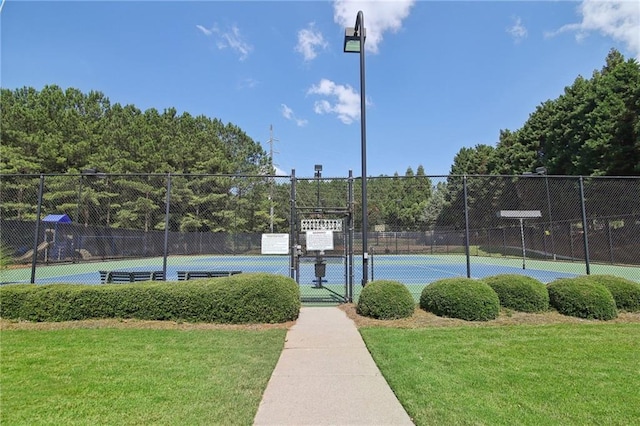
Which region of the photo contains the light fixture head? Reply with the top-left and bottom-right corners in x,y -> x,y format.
343,27 -> 365,53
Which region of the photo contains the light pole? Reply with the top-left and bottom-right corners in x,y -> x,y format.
344,10 -> 368,286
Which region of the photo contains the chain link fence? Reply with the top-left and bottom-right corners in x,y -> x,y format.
1,173 -> 638,286
361,175 -> 639,284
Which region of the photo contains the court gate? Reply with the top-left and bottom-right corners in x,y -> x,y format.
289,169 -> 354,303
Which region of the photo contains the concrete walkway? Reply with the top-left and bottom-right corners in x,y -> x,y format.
254,307 -> 414,425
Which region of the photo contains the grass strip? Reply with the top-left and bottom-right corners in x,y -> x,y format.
361,324 -> 640,425
1,328 -> 285,425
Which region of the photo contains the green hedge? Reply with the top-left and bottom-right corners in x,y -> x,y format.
420,278 -> 500,321
0,273 -> 300,324
547,277 -> 617,320
356,280 -> 415,320
483,274 -> 549,312
581,275 -> 640,312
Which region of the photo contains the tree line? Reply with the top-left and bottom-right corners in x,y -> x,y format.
1,49 -> 638,235
448,49 -> 639,177
1,85 -> 269,176
0,84 -> 274,233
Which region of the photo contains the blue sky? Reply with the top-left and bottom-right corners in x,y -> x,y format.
2,1 -> 639,178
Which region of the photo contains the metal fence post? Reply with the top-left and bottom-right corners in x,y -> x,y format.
579,176 -> 591,275
463,175 -> 471,278
30,174 -> 45,283
162,173 -> 171,280
289,169 -> 297,281
519,218 -> 526,269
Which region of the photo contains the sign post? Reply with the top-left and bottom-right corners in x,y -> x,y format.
300,219 -> 342,288
497,210 -> 542,269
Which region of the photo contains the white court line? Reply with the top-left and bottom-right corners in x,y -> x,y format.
392,264 -> 469,278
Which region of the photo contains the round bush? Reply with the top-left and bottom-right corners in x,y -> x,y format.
420,278 -> 500,321
581,275 -> 640,312
483,274 -> 549,312
547,277 -> 617,320
356,280 -> 415,319
220,273 -> 301,323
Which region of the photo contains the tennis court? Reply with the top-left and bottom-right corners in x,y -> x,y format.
1,255 -> 290,285
3,254 -> 637,302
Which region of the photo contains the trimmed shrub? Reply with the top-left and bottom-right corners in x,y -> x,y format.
0,273 -> 300,324
547,277 -> 617,320
216,273 -> 301,323
356,280 -> 415,319
581,275 -> 640,312
483,274 -> 549,312
420,278 -> 500,321
0,284 -> 38,320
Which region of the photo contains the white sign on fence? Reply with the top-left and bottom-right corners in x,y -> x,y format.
306,230 -> 334,251
261,233 -> 290,254
497,210 -> 542,218
300,219 -> 342,231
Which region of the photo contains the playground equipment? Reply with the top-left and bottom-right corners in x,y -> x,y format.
15,241 -> 50,263
14,214 -> 75,263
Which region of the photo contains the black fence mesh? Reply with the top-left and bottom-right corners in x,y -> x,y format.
1,173 -> 638,287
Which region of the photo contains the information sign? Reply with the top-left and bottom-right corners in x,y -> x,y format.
306,230 -> 334,251
261,233 -> 290,255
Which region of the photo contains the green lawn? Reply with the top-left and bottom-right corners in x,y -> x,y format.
361,324 -> 640,426
1,328 -> 286,425
4,321 -> 639,425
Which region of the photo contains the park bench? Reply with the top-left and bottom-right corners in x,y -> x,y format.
176,270 -> 242,281
99,270 -> 164,283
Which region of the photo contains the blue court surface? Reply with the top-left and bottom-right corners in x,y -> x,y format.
2,254 -> 588,286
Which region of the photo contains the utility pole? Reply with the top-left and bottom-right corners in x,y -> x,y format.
267,125 -> 279,233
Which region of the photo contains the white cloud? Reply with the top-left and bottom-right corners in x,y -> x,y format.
196,24 -> 212,36
547,0 -> 639,59
196,23 -> 253,61
333,0 -> 416,54
307,79 -> 362,124
296,22 -> 328,61
282,104 -> 294,120
238,78 -> 259,89
281,104 -> 308,127
507,16 -> 528,43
